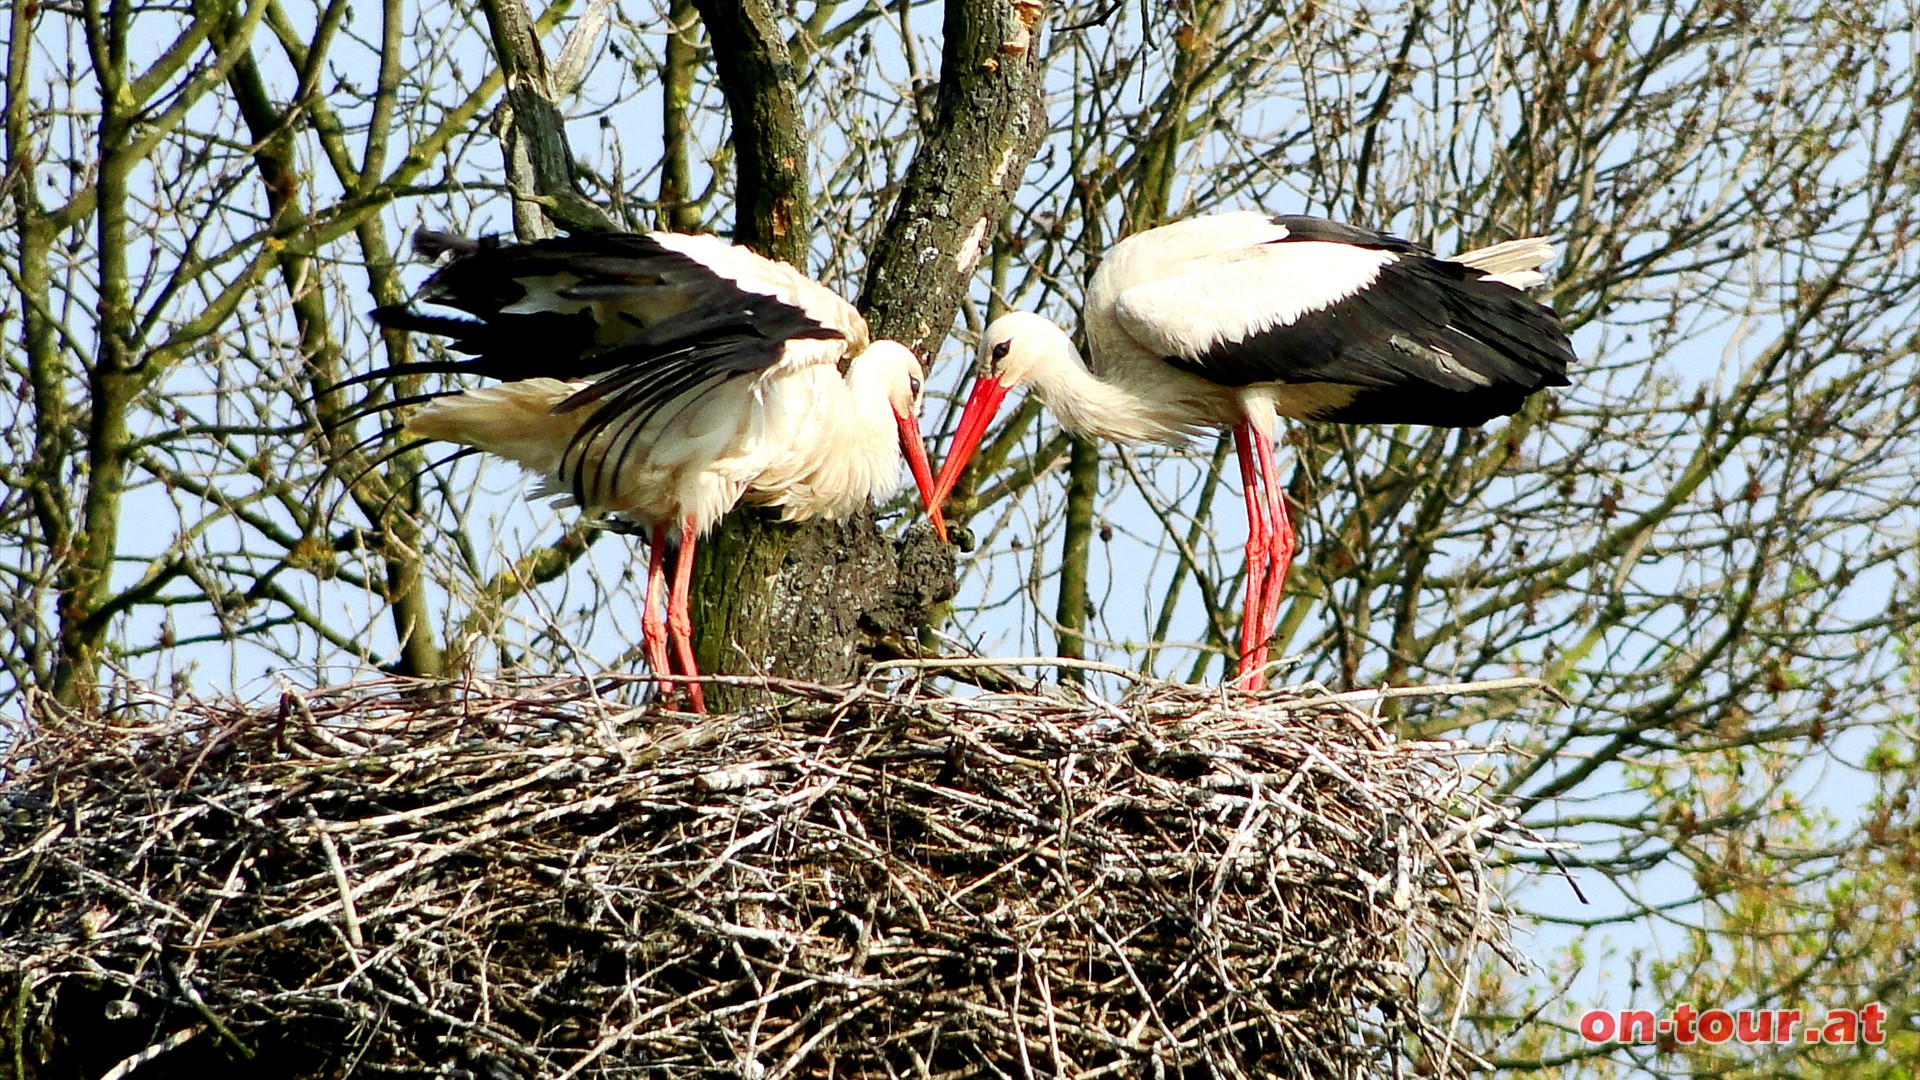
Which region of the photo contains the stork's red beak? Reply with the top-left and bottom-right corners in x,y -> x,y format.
929,376 -> 1011,516
894,406 -> 947,541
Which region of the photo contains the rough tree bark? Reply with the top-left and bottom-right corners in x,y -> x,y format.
681,0 -> 1050,707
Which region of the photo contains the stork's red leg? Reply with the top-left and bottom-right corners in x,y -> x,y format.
1248,430 -> 1295,686
1233,422 -> 1272,690
643,525 -> 675,698
666,516 -> 706,714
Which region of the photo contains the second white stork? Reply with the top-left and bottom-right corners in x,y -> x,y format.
929,212 -> 1576,689
368,230 -> 946,712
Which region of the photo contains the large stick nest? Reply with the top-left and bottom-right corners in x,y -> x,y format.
1,674 -> 1535,1079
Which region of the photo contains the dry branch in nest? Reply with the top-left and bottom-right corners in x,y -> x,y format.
1,672 -> 1542,1079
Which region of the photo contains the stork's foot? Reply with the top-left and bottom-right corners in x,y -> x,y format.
669,656 -> 707,715
1235,649 -> 1269,692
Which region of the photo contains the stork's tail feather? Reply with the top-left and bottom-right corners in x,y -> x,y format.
402,380 -> 589,479
308,360 -> 495,419
369,303 -> 485,340
411,230 -> 483,261
1452,237 -> 1555,290
325,388 -> 469,435
307,431 -> 467,537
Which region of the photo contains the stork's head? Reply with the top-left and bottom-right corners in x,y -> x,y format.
929,312 -> 1074,515
856,340 -> 946,541
874,341 -> 929,418
977,310 -> 1074,389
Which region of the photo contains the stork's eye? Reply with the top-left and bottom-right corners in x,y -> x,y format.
908,376 -> 922,397
991,340 -> 1012,361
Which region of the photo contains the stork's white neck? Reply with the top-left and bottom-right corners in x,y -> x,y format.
992,313 -> 1198,445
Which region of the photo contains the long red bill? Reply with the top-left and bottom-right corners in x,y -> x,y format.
929,377 -> 1011,515
895,407 -> 948,541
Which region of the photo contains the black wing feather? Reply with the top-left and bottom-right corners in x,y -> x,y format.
1165,225 -> 1575,428
1268,215 -> 1431,256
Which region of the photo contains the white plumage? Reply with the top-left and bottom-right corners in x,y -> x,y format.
405,341 -> 926,530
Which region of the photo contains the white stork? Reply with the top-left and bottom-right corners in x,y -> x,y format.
368,230 -> 945,712
929,212 -> 1575,690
